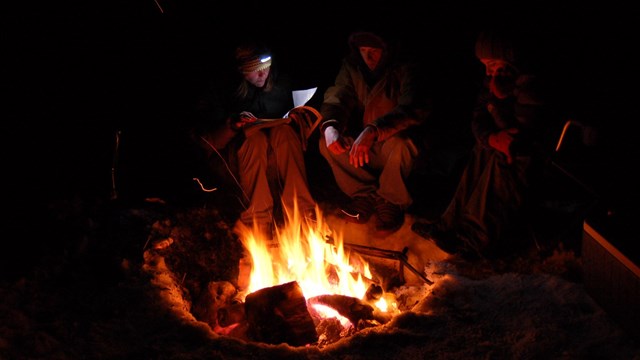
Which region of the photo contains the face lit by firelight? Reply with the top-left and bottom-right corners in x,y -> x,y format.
359,46 -> 383,71
243,67 -> 270,88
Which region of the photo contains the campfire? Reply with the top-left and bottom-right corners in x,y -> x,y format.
234,207 -> 374,300
221,204 -> 404,346
141,201 -> 435,348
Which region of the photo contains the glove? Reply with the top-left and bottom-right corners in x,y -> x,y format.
488,128 -> 518,164
324,126 -> 351,155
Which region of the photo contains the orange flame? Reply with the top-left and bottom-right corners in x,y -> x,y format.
235,204 -> 375,306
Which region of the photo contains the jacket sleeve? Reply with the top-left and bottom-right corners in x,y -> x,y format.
472,85 -> 502,149
200,117 -> 241,151
472,73 -> 560,154
319,60 -> 358,133
371,64 -> 433,141
192,84 -> 241,152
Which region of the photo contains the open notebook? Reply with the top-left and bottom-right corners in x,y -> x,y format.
243,88 -> 323,150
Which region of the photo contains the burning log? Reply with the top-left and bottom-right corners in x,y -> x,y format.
307,292 -> 392,326
308,294 -> 373,325
244,281 -> 318,346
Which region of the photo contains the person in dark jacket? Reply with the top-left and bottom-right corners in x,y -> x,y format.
412,29 -> 565,259
319,30 -> 433,237
191,42 -> 318,238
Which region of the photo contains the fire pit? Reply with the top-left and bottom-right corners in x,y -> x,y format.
140,205 -> 435,347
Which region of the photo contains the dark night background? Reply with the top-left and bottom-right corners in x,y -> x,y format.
4,1 -> 640,276
3,2 -> 640,358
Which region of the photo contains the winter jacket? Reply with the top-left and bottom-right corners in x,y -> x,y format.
472,72 -> 562,159
194,71 -> 295,151
320,34 -> 432,142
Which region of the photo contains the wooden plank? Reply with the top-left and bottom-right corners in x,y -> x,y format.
583,222 -> 640,341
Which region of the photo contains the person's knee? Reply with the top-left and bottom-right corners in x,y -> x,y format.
242,131 -> 269,152
270,125 -> 298,143
383,136 -> 418,162
384,135 -> 410,148
270,125 -> 306,155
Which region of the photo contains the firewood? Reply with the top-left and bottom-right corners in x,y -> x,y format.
307,294 -> 374,325
308,293 -> 393,326
244,281 -> 317,346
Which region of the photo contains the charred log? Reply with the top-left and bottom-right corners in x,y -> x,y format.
244,281 -> 317,346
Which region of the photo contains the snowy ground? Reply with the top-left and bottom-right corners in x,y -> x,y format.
2,198 -> 639,360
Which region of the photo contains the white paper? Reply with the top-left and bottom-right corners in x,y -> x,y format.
293,87 -> 317,108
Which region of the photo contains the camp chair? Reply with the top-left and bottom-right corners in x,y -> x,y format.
531,119 -> 601,254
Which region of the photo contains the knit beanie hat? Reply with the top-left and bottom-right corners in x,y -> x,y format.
235,43 -> 272,74
349,31 -> 387,49
475,30 -> 517,65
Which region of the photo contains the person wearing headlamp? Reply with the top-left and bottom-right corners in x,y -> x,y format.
191,42 -> 318,238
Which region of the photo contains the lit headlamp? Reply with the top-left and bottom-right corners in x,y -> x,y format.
238,53 -> 272,74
